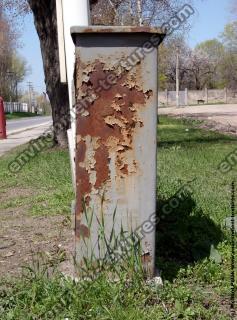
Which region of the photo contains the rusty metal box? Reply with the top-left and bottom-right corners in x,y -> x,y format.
71,26 -> 165,275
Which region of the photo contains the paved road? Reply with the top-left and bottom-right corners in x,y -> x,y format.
159,104 -> 237,128
0,124 -> 52,157
7,116 -> 52,134
0,116 -> 52,157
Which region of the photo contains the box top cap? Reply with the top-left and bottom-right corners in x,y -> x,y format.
71,25 -> 166,36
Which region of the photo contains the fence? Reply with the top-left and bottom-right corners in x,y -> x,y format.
4,102 -> 30,113
158,88 -> 237,107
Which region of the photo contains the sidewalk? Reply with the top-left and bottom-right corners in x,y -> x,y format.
0,123 -> 51,157
159,104 -> 237,134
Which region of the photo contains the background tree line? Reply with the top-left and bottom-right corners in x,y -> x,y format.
27,0 -> 194,146
0,5 -> 29,101
159,21 -> 237,91
1,0 -> 235,145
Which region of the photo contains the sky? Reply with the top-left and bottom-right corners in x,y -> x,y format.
18,14 -> 45,94
18,0 -> 233,94
188,0 -> 232,47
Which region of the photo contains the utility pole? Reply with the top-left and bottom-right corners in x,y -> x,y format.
6,71 -> 15,113
32,86 -> 36,113
129,0 -> 133,23
176,49 -> 180,108
15,79 -> 18,102
59,0 -> 90,189
137,0 -> 143,25
27,82 -> 33,113
15,79 -> 19,111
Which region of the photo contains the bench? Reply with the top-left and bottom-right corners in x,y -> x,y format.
197,99 -> 205,104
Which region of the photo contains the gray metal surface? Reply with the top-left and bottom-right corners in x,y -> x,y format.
71,25 -> 164,35
73,26 -> 165,276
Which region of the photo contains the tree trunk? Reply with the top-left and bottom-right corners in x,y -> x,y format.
136,0 -> 142,25
27,0 -> 70,147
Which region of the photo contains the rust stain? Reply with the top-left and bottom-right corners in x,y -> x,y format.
85,196 -> 91,206
75,60 -> 149,220
76,137 -> 92,216
73,26 -> 162,34
77,61 -> 145,135
141,252 -> 152,264
77,140 -> 86,163
94,144 -> 110,189
144,90 -> 153,99
76,166 -> 92,216
120,164 -> 128,175
76,224 -> 90,239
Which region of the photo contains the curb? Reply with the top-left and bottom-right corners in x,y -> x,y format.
7,122 -> 52,136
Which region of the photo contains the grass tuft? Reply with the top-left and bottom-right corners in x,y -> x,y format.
0,116 -> 236,319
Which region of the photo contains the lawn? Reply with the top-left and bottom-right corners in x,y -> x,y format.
5,112 -> 42,120
0,142 -> 74,216
0,116 -> 236,319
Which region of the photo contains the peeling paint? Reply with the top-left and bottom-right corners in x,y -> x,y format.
76,224 -> 90,239
72,26 -> 165,278
75,60 -> 150,221
141,252 -> 152,265
94,144 -> 110,189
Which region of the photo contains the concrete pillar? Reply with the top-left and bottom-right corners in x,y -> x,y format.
165,89 -> 168,106
72,26 -> 165,276
185,88 -> 188,106
61,0 -> 90,189
224,87 -> 228,104
176,52 -> 180,107
205,87 -> 208,104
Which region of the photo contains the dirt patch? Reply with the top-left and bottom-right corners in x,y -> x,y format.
0,205 -> 74,279
196,119 -> 237,136
168,114 -> 237,137
159,104 -> 237,137
0,187 -> 36,203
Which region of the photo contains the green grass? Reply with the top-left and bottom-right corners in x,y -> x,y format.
0,269 -> 229,320
0,116 -> 236,319
0,142 -> 74,216
157,116 -> 237,292
158,116 -> 236,224
6,112 -> 41,120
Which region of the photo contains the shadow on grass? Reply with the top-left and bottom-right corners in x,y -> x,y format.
156,192 -> 223,281
157,116 -> 236,147
158,136 -> 234,148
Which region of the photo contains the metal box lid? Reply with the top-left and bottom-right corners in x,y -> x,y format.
71,26 -> 166,43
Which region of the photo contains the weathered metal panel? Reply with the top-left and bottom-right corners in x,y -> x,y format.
72,27 -> 165,276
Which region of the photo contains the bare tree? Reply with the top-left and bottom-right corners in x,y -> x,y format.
137,0 -> 142,25
91,0 -> 194,29
91,0 -> 123,24
231,0 -> 237,15
26,0 -> 71,147
0,10 -> 13,98
159,36 -> 223,90
220,21 -> 237,89
2,0 -> 195,145
0,6 -> 28,100
1,0 -> 100,146
159,37 -> 190,90
184,49 -> 217,90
